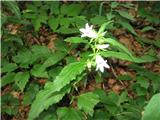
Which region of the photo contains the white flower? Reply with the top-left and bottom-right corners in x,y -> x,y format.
96,44 -> 109,49
79,23 -> 98,38
95,55 -> 110,73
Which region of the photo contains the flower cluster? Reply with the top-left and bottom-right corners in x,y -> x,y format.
79,23 -> 97,38
95,55 -> 110,73
79,23 -> 110,73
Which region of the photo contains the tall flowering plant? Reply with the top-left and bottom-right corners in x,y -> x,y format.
80,23 -> 110,73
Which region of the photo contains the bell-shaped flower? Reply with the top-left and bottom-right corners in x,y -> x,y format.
96,44 -> 109,50
95,55 -> 110,73
79,23 -> 98,38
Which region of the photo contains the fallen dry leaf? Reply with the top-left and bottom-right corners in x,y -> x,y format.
112,84 -> 123,94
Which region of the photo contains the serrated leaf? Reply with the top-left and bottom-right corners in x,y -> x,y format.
72,16 -> 87,28
13,50 -> 33,67
117,10 -> 135,21
57,107 -> 83,120
28,85 -> 71,120
28,62 -> 86,120
129,64 -> 160,92
55,40 -> 70,52
49,1 -> 60,15
48,17 -> 59,31
118,19 -> 137,35
31,64 -> 48,78
61,4 -> 83,16
142,93 -> 160,120
1,94 -> 19,115
65,56 -> 77,64
14,72 -> 30,91
4,34 -> 23,45
44,62 -> 86,90
32,14 -> 48,31
136,37 -> 160,48
42,51 -> 67,68
56,27 -> 79,34
64,37 -> 88,43
3,1 -> 21,19
100,51 -> 157,63
77,92 -> 100,116
117,91 -> 128,106
141,26 -> 155,32
2,72 -> 15,87
136,76 -> 149,89
117,75 -> 132,81
59,17 -> 71,27
111,2 -> 119,8
23,84 -> 39,105
31,45 -> 51,58
1,13 -> 7,26
90,15 -> 107,25
98,21 -> 113,34
32,18 -> 41,31
94,110 -> 110,120
101,38 -> 133,57
2,63 -> 18,73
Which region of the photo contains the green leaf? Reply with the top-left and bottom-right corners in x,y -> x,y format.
136,37 -> 160,48
141,26 -> 155,32
61,4 -> 83,16
49,1 -> 60,15
136,76 -> 149,89
13,50 -> 33,67
1,94 -> 19,115
90,15 -> 107,25
44,62 -> 86,90
65,56 -> 77,64
4,34 -> 23,45
31,64 -> 48,78
28,85 -> 71,120
111,2 -> 119,8
14,72 -> 30,91
55,40 -> 70,52
2,63 -> 18,73
28,62 -> 86,120
118,19 -> 137,35
129,64 -> 160,92
56,27 -> 79,34
77,92 -> 100,116
142,93 -> 160,120
32,14 -> 48,31
48,17 -> 59,31
98,21 -> 113,34
93,110 -> 110,120
1,13 -> 7,26
42,51 -> 67,68
23,83 -> 39,105
31,45 -> 51,59
117,74 -> 132,81
57,107 -> 83,120
117,91 -> 129,106
3,1 -> 21,19
2,72 -> 15,87
48,66 -> 62,80
117,10 -> 135,21
72,16 -> 87,28
32,18 -> 41,31
64,37 -> 88,44
100,51 -> 157,63
59,17 -> 71,27
101,38 -> 133,57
